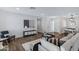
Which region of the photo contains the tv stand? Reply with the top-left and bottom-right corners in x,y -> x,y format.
23,30 -> 37,37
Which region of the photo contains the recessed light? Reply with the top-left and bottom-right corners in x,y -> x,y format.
16,8 -> 20,11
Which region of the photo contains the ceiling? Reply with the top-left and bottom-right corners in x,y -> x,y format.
0,7 -> 79,16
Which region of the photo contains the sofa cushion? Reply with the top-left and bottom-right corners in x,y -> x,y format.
71,39 -> 79,51
67,33 -> 74,39
40,39 -> 59,51
38,45 -> 47,51
60,46 -> 66,51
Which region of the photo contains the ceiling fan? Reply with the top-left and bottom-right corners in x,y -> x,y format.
29,7 -> 36,10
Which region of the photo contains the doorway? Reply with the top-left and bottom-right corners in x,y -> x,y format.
37,18 -> 42,32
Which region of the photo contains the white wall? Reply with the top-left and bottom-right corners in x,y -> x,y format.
39,17 -> 55,33
1,9 -> 79,37
39,16 -> 66,33
0,15 -> 7,31
0,10 -> 37,38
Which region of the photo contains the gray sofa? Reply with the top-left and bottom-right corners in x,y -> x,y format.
38,33 -> 79,51
62,33 -> 79,51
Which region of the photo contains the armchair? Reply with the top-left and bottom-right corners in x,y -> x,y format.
0,31 -> 9,38
0,31 -> 15,43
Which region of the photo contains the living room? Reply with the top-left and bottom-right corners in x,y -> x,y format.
0,7 -> 79,51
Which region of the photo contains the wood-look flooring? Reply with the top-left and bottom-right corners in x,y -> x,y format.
8,33 -> 42,51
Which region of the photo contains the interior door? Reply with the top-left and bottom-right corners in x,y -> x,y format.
50,19 -> 54,32
37,18 -> 42,32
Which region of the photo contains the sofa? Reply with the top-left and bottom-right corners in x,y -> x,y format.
39,33 -> 79,51
22,37 -> 65,51
22,33 -> 79,51
61,33 -> 79,51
